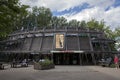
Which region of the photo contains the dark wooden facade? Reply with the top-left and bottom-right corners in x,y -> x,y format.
0,27 -> 117,65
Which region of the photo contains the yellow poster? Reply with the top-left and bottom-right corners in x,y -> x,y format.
55,34 -> 64,48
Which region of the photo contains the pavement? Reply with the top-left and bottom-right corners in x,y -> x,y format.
0,65 -> 120,80
88,66 -> 120,79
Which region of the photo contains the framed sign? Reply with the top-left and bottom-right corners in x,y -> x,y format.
55,34 -> 64,49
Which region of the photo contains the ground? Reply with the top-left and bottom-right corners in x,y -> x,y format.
0,65 -> 120,80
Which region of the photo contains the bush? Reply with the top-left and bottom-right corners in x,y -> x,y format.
110,64 -> 116,68
39,59 -> 54,66
34,59 -> 55,70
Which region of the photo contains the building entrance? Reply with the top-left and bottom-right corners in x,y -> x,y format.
53,53 -> 79,65
53,53 -> 94,65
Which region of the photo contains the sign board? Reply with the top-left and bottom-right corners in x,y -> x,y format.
55,34 -> 64,49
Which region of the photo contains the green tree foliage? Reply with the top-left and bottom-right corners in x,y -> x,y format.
86,19 -> 116,39
68,19 -> 80,27
0,0 -> 29,39
57,17 -> 67,27
14,5 -> 29,30
87,19 -> 105,31
50,16 -> 67,28
114,27 -> 120,37
31,6 -> 52,27
80,20 -> 87,27
114,27 -> 120,50
0,0 -> 19,37
67,20 -> 88,28
104,27 -> 115,39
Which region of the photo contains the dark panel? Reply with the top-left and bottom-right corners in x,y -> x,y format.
31,37 -> 42,51
67,36 -> 79,50
41,37 -> 53,51
22,38 -> 32,51
79,37 -> 91,51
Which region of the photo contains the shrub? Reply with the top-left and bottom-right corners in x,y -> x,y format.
39,59 -> 54,66
34,59 -> 55,70
110,64 -> 116,68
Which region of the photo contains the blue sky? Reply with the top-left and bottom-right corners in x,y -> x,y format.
20,0 -> 120,30
52,3 -> 90,16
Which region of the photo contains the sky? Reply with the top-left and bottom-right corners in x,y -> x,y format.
20,0 -> 120,30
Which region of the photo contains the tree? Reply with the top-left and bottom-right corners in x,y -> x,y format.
104,27 -> 115,39
57,17 -> 67,27
87,19 -> 105,31
50,16 -> 67,28
80,20 -> 87,27
0,0 -> 29,39
13,5 -> 29,30
31,6 -> 52,27
86,19 -> 116,39
68,19 -> 80,27
114,27 -> 120,37
114,27 -> 120,51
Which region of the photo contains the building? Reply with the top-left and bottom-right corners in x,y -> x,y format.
0,27 -> 117,65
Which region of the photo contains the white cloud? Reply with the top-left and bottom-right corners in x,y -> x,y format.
20,0 -> 84,11
63,7 -> 101,21
63,6 -> 120,30
20,0 -> 115,11
104,7 -> 120,29
86,0 -> 114,9
20,0 -> 119,29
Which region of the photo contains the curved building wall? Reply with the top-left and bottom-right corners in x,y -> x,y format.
30,37 -> 42,51
41,36 -> 53,52
66,36 -> 79,50
4,28 -> 115,54
0,28 -> 117,65
79,37 -> 91,50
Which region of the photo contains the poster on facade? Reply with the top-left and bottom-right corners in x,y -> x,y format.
55,34 -> 64,49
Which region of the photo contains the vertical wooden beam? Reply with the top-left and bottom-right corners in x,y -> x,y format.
87,29 -> 97,65
29,37 -> 34,51
85,53 -> 88,64
87,29 -> 93,51
65,27 -> 67,51
79,53 -> 82,65
91,53 -> 96,65
39,33 -> 44,51
20,39 -> 25,51
77,27 -> 81,65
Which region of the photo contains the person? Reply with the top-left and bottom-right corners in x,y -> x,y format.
11,59 -> 16,68
21,59 -> 28,67
106,57 -> 112,67
39,59 -> 45,62
114,55 -> 119,68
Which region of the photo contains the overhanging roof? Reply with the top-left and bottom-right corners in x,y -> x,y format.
92,38 -> 115,43
0,50 -> 119,54
0,50 -> 49,54
50,50 -> 84,53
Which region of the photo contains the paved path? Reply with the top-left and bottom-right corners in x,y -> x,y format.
0,65 -> 120,80
88,66 -> 120,79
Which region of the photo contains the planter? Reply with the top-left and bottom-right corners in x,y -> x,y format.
34,62 -> 55,70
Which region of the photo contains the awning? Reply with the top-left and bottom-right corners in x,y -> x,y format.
50,50 -> 84,53
0,50 -> 50,54
0,51 -> 32,53
50,50 -> 120,54
92,38 -> 115,43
